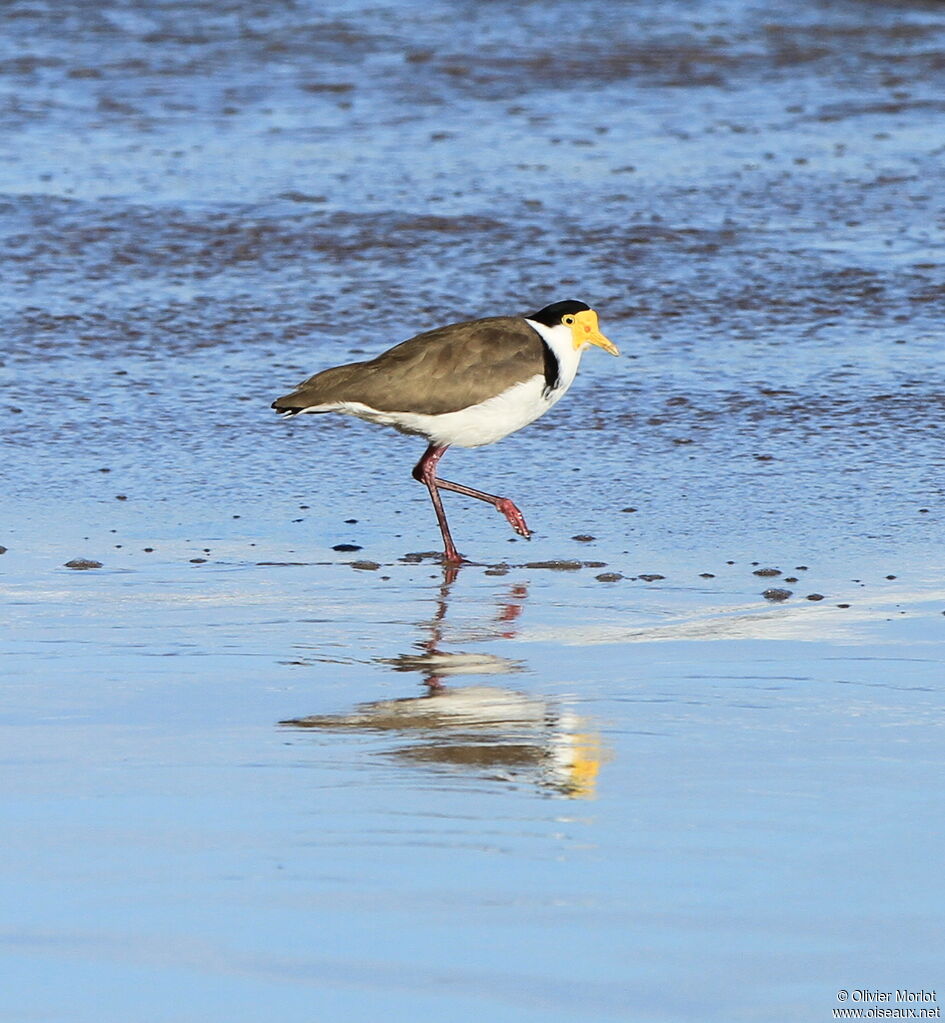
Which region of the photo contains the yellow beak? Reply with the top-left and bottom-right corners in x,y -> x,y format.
570,309 -> 619,355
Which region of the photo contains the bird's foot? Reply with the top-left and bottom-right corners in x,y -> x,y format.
495,498 -> 531,539
441,547 -> 467,567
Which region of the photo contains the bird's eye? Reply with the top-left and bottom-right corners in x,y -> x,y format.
563,316 -> 574,325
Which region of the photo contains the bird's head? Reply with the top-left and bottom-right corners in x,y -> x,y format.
529,300 -> 619,356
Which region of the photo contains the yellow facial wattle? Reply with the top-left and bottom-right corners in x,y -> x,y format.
568,309 -> 619,355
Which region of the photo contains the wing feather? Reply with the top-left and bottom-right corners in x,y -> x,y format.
273,316 -> 548,415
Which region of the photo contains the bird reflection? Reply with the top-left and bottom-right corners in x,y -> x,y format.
380,573 -> 528,689
280,570 -> 605,798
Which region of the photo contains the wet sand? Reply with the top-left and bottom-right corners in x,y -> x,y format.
2,0 -> 944,1020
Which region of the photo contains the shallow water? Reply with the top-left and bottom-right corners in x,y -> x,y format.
2,0 -> 944,1020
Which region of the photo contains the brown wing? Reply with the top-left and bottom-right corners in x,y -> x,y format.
273,316 -> 548,415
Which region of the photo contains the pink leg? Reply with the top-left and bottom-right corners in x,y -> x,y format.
411,444 -> 532,564
412,444 -> 464,564
435,477 -> 531,539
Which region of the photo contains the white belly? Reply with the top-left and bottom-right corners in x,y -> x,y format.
335,375 -> 565,448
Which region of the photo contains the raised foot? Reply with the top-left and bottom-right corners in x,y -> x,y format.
495,498 -> 531,539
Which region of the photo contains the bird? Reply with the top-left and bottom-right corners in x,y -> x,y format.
272,299 -> 619,564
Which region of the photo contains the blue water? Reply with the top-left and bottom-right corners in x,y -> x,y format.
2,0 -> 944,1020
2,551 -> 943,1022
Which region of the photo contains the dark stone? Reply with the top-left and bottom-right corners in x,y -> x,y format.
523,560 -> 583,570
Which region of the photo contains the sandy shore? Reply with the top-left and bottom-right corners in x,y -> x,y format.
3,0 -> 945,1018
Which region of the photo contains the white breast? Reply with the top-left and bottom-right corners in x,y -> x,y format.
322,318 -> 587,449
332,373 -> 537,446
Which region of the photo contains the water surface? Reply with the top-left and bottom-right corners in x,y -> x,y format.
2,1 -> 944,1020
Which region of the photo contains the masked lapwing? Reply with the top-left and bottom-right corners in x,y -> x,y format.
272,300 -> 619,563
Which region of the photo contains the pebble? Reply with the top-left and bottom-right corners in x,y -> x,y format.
64,558 -> 103,570
595,572 -> 623,582
332,543 -> 362,552
523,560 -> 583,571
754,567 -> 781,577
762,588 -> 792,601
639,573 -> 665,582
350,560 -> 381,571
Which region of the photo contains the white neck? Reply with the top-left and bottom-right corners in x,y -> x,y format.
525,318 -> 584,396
